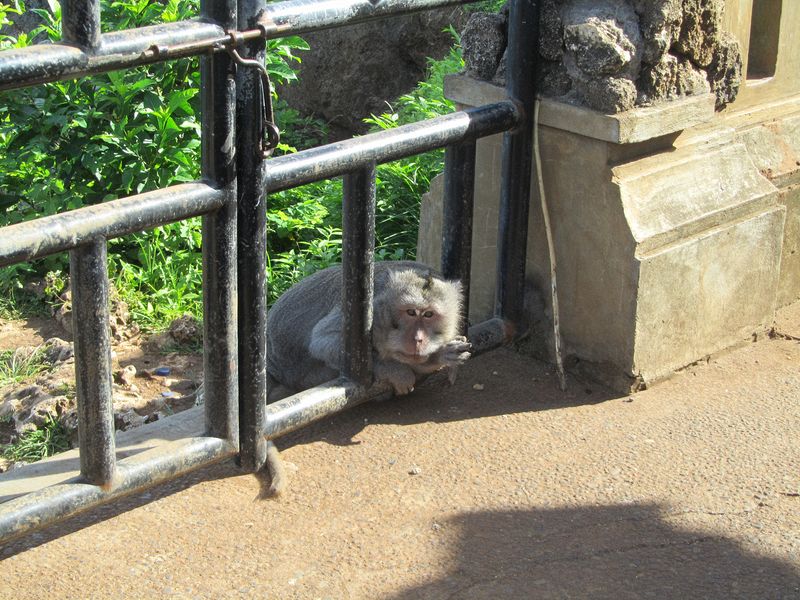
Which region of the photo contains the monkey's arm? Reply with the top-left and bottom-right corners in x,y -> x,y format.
374,358 -> 417,395
308,306 -> 344,371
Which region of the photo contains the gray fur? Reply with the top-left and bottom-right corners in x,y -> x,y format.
267,260 -> 470,397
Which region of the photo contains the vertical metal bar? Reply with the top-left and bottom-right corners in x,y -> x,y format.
342,163 -> 377,386
237,0 -> 268,472
61,0 -> 101,50
442,140 -> 476,332
495,0 -> 540,325
201,0 -> 238,446
70,238 -> 116,487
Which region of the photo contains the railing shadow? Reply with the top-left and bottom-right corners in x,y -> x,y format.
279,347 -> 617,450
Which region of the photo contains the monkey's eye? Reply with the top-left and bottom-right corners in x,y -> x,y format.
423,310 -> 434,318
406,309 -> 417,317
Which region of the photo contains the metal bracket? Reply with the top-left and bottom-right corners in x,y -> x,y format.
223,33 -> 280,159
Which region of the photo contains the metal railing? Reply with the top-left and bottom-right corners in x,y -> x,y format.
0,0 -> 539,542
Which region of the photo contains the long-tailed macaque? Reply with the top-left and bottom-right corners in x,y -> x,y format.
263,260 -> 471,494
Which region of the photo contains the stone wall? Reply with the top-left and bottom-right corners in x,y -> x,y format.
277,8 -> 466,138
461,0 -> 742,113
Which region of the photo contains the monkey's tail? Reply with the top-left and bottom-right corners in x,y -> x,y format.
265,441 -> 287,496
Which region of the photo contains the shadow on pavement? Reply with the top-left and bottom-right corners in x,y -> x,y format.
390,503 -> 800,599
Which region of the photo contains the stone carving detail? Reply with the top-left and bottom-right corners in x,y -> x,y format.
461,0 -> 741,113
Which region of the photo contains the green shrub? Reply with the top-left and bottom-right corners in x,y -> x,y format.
0,1 -> 307,329
0,3 -> 465,326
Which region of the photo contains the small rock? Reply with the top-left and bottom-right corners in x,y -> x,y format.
167,314 -> 202,346
115,409 -> 145,431
43,338 -> 73,364
409,465 -> 422,475
116,364 -> 137,387
472,383 -> 485,391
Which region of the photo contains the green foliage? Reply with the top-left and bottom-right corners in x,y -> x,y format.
3,416 -> 71,463
0,2 -> 466,326
0,346 -> 53,388
0,0 -> 307,330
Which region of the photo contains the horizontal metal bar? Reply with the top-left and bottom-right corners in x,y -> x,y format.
0,436 -> 236,544
266,102 -> 518,192
0,182 -> 225,266
0,0 -> 478,92
260,0 -> 474,36
0,20 -> 226,91
0,316 -> 513,543
264,316 -> 514,439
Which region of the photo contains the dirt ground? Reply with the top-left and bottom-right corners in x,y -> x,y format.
0,304 -> 799,599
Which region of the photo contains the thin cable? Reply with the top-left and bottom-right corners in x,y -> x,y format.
533,98 -> 567,391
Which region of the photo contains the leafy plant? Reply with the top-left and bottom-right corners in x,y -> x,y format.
0,346 -> 53,388
0,0 -> 308,330
1,2 -> 466,329
2,415 -> 71,462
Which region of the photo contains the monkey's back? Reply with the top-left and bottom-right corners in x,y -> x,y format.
266,260 -> 433,393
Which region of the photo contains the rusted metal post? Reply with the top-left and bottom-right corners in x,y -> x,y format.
201,0 -> 239,446
496,0 -> 540,326
70,238 -> 116,487
342,163 -> 377,386
442,140 -> 477,332
237,0 -> 269,472
61,0 -> 101,50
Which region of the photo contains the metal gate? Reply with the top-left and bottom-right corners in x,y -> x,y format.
0,0 -> 539,542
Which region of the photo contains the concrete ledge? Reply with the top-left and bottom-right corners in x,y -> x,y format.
444,74 -> 716,144
615,140 -> 780,256
0,406 -> 206,502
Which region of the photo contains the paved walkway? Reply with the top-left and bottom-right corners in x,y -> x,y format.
1,304 -> 799,599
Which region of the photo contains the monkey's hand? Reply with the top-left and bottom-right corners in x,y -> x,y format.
374,360 -> 417,396
438,336 -> 472,385
438,336 -> 472,367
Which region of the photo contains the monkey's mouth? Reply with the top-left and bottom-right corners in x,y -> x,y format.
396,351 -> 429,364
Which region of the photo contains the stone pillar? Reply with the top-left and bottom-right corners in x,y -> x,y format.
419,75 -> 792,391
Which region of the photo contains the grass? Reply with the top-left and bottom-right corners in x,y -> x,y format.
2,416 -> 71,463
0,346 -> 53,388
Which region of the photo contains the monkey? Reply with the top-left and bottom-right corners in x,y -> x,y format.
267,260 -> 471,397
263,260 -> 472,494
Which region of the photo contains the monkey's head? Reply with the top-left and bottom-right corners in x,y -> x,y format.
372,269 -> 463,365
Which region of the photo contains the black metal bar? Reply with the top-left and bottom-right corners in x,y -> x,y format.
0,21 -> 226,91
0,183 -> 225,267
442,140 -> 476,333
495,0 -> 540,325
266,102 -> 519,192
70,239 -> 116,487
62,0 -> 101,50
342,163 -> 377,386
0,437 -> 236,544
236,0 -> 269,473
0,0 -> 479,92
260,0 -> 473,36
201,0 -> 239,446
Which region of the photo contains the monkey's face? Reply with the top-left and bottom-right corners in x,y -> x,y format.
380,304 -> 451,365
372,269 -> 462,366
